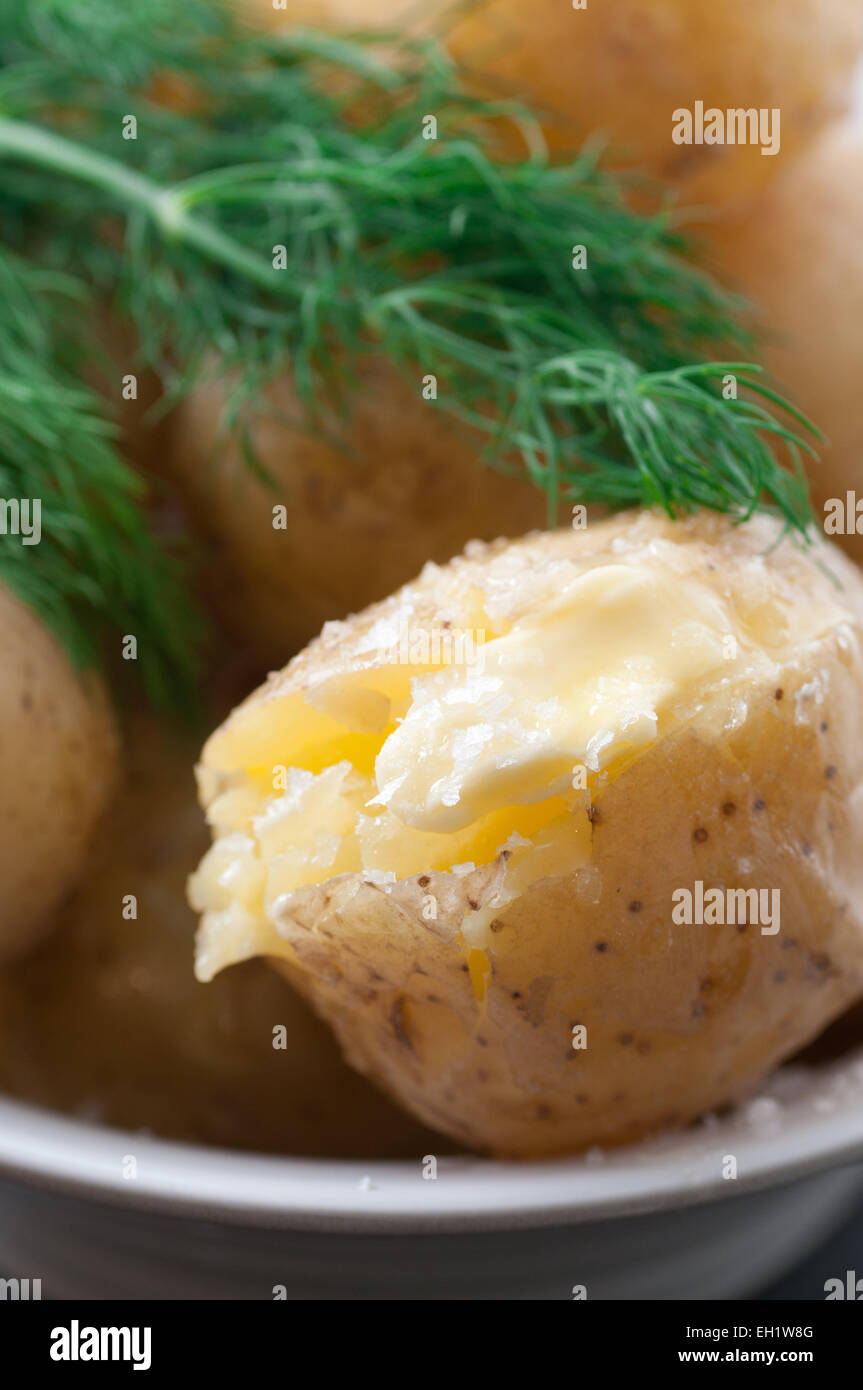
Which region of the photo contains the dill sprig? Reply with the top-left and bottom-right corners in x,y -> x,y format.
0,0 -> 816,686
0,248 -> 200,708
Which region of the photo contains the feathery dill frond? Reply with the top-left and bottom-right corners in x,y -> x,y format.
0,1 -> 817,686
0,248 -> 200,708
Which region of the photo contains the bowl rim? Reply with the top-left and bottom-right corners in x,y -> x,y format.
1,1052 -> 862,1233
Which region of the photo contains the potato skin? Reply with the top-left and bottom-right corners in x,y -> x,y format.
704,126 -> 863,563
260,0 -> 863,205
0,584 -> 119,962
170,358 -> 544,664
223,512 -> 863,1157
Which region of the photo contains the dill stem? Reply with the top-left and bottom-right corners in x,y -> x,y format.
0,118 -> 292,298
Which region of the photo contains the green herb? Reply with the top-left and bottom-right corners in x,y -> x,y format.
0,247 -> 200,707
0,0 -> 816,696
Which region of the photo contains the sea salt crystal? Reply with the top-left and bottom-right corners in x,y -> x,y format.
362,869 -> 397,888
746,1097 -> 782,1131
573,865 -> 602,905
501,832 -> 533,850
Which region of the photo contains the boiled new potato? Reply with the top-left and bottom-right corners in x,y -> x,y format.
189,509 -> 863,1157
0,583 -> 118,962
447,0 -> 863,202
170,358 -> 543,664
256,0 -> 863,205
704,125 -> 863,561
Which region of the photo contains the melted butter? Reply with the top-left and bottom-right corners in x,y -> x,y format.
192,562 -> 749,972
193,517 -> 860,982
373,564 -> 744,834
467,947 -> 491,1003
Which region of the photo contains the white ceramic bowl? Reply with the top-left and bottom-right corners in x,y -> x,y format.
2,1048 -> 863,1299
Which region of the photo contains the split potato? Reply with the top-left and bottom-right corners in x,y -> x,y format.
704,125 -> 863,561
170,358 -> 543,664
189,509 -> 863,1157
0,583 -> 118,962
257,0 -> 863,205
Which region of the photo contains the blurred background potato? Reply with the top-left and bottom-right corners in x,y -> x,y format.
170,359 -> 544,666
261,0 -> 863,203
703,124 -> 863,561
0,584 -> 118,964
